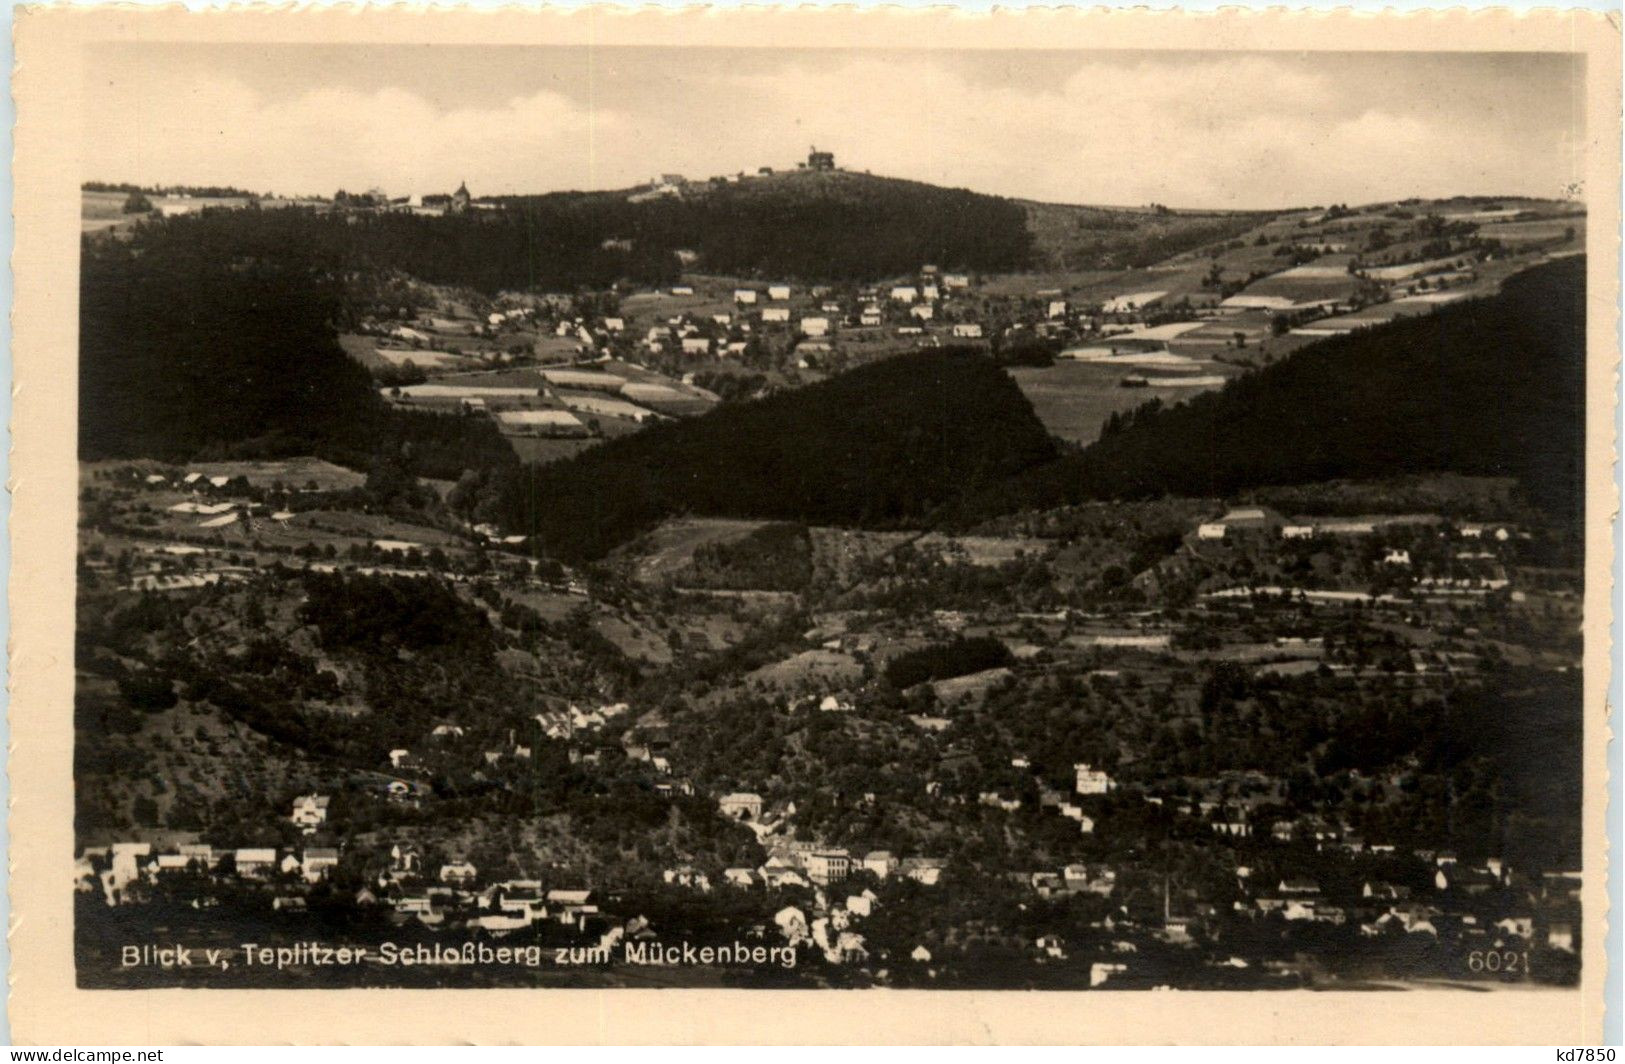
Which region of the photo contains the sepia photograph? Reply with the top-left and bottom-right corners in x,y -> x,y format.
8,5 -> 1618,1045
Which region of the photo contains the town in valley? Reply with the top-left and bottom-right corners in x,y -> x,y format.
76,140 -> 1587,990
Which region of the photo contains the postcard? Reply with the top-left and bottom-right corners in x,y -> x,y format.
9,4 -> 1619,1045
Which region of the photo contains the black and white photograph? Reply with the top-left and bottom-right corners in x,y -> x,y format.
10,7 -> 1616,1044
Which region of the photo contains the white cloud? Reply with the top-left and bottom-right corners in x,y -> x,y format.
84,51 -> 1577,207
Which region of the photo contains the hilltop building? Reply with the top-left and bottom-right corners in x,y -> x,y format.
807,148 -> 836,172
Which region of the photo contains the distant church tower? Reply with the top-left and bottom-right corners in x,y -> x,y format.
450,180 -> 472,214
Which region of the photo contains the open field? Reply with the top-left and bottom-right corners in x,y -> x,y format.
620,517 -> 775,584
1008,360 -> 1240,444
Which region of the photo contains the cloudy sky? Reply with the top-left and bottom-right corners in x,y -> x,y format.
83,45 -> 1584,208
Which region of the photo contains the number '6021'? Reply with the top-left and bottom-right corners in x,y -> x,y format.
1466,950 -> 1528,974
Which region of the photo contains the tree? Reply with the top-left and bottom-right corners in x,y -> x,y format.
122,191 -> 154,214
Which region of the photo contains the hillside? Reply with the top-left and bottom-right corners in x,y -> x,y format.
499,348 -> 1059,561
1020,199 -> 1277,271
78,234 -> 516,479
970,256 -> 1586,522
494,169 -> 1035,282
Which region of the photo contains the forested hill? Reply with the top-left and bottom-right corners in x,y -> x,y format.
100,170 -> 1033,294
78,235 -> 516,480
490,170 -> 1035,282
969,256 -> 1587,522
498,349 -> 1059,561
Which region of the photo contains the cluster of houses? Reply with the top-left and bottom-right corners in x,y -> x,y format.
77,840 -> 341,907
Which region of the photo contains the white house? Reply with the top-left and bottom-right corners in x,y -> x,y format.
681,337 -> 711,356
1197,523 -> 1227,541
800,317 -> 830,338
860,310 -> 883,327
863,851 -> 897,879
951,323 -> 983,339
290,793 -> 330,829
768,285 -> 792,301
1048,300 -> 1068,319
1075,763 -> 1115,795
670,285 -> 695,296
440,861 -> 478,885
890,286 -> 919,303
235,848 -> 278,878
603,317 -> 625,332
734,289 -> 759,305
762,307 -> 791,323
943,274 -> 970,289
910,305 -> 935,321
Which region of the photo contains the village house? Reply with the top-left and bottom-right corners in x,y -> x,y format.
762,307 -> 791,324
1074,763 -> 1115,795
910,304 -> 936,321
110,842 -> 151,892
734,289 -> 759,305
234,848 -> 277,879
862,851 -> 897,879
774,906 -> 810,945
768,285 -> 792,301
301,848 -> 339,882
440,861 -> 478,886
800,317 -> 830,338
719,792 -> 765,822
860,309 -> 883,327
890,285 -> 919,303
900,857 -> 948,886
